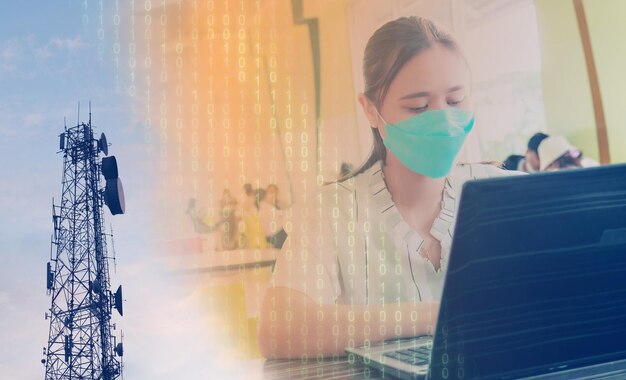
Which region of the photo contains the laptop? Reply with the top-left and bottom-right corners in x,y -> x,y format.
346,164 -> 626,379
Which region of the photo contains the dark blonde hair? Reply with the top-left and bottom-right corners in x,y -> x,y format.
343,16 -> 463,180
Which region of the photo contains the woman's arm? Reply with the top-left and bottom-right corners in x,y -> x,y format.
258,286 -> 439,359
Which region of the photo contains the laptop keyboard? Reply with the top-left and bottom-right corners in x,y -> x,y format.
383,345 -> 431,366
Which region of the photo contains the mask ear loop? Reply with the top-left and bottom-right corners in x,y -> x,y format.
372,105 -> 389,128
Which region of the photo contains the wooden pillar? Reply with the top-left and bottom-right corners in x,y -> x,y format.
573,0 -> 611,164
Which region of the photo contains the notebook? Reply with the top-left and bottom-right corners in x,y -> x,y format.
346,164 -> 626,379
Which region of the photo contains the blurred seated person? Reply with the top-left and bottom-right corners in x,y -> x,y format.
219,189 -> 240,250
258,184 -> 288,249
502,154 -> 525,171
538,136 -> 599,171
241,183 -> 269,249
186,198 -> 224,234
520,132 -> 549,172
185,198 -> 223,250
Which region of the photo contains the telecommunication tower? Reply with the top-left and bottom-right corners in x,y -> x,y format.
43,106 -> 126,380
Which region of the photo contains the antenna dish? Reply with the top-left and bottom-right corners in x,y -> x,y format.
104,178 -> 125,215
114,343 -> 124,357
101,156 -> 119,180
98,133 -> 109,156
113,285 -> 123,316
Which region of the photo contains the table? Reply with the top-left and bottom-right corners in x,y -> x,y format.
164,236 -> 278,274
262,356 -> 385,379
180,248 -> 277,273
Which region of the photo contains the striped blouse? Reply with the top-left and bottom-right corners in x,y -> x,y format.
271,161 -> 520,305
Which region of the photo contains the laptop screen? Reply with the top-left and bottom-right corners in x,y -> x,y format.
429,164 -> 626,380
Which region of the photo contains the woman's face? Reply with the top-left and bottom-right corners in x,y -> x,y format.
374,44 -> 472,135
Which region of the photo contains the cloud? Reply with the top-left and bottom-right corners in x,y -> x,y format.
1,40 -> 20,61
50,36 -> 87,50
23,112 -> 45,128
0,101 -> 58,137
0,38 -> 22,72
0,34 -> 87,72
0,290 -> 9,307
32,36 -> 87,62
34,46 -> 52,60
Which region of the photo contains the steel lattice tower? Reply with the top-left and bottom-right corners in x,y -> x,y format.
44,112 -> 125,380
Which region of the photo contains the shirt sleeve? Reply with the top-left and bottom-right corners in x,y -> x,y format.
464,162 -> 527,180
269,187 -> 341,304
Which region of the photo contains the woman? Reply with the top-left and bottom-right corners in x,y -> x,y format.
258,184 -> 288,249
241,183 -> 269,249
258,16 -> 517,358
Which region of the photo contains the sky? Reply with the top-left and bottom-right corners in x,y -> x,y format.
0,1 -> 249,378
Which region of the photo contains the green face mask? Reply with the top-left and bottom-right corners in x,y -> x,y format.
379,108 -> 475,178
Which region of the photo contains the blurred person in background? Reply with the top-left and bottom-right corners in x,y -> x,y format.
241,183 -> 268,249
538,135 -> 599,171
521,132 -> 549,172
219,188 -> 239,250
258,184 -> 287,249
502,154 -> 525,171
